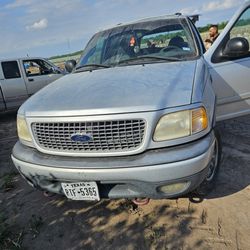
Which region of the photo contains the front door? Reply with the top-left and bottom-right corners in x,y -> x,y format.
205,2 -> 250,121
44,59 -> 64,84
22,58 -> 63,95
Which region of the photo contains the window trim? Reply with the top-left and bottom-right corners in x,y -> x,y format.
187,17 -> 206,55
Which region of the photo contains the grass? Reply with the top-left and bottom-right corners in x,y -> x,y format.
145,226 -> 165,247
0,213 -> 44,248
0,213 -> 10,247
0,213 -> 24,250
50,53 -> 81,65
0,172 -> 24,249
29,214 -> 43,238
0,211 -> 43,249
0,172 -> 18,192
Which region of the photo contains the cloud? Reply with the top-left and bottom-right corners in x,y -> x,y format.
202,0 -> 240,12
179,7 -> 201,15
5,0 -> 34,9
26,18 -> 48,31
180,0 -> 243,15
0,0 -> 245,58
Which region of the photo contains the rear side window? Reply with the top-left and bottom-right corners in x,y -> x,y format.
1,61 -> 21,79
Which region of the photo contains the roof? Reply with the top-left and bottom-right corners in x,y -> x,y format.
0,57 -> 47,62
99,13 -> 188,32
118,14 -> 186,26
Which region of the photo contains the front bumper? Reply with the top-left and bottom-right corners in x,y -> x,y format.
12,131 -> 215,199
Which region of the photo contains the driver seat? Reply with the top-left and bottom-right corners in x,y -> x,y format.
168,36 -> 188,49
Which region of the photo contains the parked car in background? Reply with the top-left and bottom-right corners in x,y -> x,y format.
0,57 -> 64,112
12,1 -> 250,201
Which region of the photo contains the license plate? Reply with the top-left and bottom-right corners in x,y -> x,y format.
61,181 -> 100,201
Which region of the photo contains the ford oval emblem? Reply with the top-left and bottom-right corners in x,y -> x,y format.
71,133 -> 93,143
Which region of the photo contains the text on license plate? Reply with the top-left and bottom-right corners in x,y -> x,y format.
61,181 -> 100,201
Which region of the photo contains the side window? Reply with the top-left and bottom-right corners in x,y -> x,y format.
212,7 -> 250,63
23,61 -> 41,76
1,61 -> 21,79
230,8 -> 250,52
23,59 -> 53,77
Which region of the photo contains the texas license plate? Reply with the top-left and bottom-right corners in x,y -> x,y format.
61,181 -> 100,201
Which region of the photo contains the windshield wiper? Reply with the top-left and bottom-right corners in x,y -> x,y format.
75,64 -> 110,72
117,56 -> 182,65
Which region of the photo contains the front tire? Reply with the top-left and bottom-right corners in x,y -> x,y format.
195,130 -> 222,196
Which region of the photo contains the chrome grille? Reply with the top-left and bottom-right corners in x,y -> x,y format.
32,119 -> 146,154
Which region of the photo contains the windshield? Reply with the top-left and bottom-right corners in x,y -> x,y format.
77,17 -> 198,70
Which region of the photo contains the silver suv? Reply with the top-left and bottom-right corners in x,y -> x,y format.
12,2 -> 250,201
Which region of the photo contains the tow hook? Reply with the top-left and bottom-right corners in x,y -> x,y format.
132,198 -> 150,206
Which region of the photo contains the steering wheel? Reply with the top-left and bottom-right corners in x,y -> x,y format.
160,45 -> 182,53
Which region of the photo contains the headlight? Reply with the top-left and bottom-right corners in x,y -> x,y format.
153,107 -> 208,142
17,116 -> 32,142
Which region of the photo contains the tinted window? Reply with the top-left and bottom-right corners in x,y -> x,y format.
1,61 -> 21,79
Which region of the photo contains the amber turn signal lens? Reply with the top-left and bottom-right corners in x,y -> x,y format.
192,107 -> 208,134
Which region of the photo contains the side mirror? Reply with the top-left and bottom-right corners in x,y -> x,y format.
65,60 -> 77,73
223,37 -> 249,58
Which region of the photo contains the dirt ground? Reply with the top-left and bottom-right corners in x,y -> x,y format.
0,111 -> 249,250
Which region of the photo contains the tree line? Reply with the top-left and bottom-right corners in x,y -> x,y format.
49,50 -> 83,60
198,18 -> 250,33
197,21 -> 228,33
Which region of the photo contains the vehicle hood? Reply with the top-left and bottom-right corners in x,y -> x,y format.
19,61 -> 197,117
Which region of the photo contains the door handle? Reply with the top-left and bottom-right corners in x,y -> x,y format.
28,78 -> 34,82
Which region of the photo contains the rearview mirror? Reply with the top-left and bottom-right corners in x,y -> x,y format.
223,37 -> 249,58
65,60 -> 77,73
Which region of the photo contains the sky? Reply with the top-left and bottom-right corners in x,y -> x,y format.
0,0 -> 247,59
